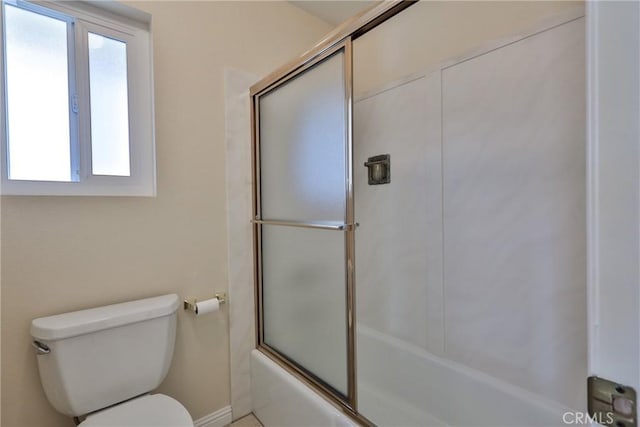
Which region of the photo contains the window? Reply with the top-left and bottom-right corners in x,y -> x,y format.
0,0 -> 155,196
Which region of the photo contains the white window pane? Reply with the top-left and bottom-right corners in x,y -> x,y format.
4,5 -> 72,182
88,32 -> 130,176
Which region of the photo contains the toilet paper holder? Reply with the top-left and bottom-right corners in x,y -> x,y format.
183,293 -> 226,313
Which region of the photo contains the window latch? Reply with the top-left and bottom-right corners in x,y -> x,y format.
71,94 -> 79,114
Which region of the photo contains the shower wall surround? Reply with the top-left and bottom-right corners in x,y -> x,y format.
354,15 -> 586,425
240,4 -> 587,426
441,18 -> 586,408
355,73 -> 444,356
225,68 -> 258,420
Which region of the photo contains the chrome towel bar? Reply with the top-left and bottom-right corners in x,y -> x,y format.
251,219 -> 358,231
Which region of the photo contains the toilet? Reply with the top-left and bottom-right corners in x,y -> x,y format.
30,294 -> 193,426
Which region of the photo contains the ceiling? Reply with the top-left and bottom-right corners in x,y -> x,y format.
289,1 -> 379,26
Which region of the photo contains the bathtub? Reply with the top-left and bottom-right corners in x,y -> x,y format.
357,325 -> 574,427
251,327 -> 574,427
251,350 -> 358,427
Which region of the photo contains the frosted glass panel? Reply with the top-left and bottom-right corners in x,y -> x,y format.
4,5 -> 71,181
353,11 -> 586,427
259,51 -> 346,222
441,18 -> 586,410
89,32 -> 130,176
262,225 -> 348,395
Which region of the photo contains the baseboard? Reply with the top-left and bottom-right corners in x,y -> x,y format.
194,406 -> 233,427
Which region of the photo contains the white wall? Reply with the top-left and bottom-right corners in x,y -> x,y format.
440,17 -> 586,410
353,1 -> 584,97
0,2 -> 332,426
354,8 -> 586,425
587,0 -> 640,403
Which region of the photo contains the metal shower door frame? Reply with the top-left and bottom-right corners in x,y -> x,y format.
249,2 -> 416,424
251,37 -> 356,412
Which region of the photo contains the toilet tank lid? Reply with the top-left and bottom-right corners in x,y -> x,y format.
31,294 -> 180,341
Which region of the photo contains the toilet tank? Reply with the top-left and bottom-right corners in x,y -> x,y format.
30,294 -> 180,417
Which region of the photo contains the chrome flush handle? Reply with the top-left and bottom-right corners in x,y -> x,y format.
32,340 -> 50,355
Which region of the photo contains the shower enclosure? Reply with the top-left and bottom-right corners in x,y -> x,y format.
252,39 -> 356,404
248,2 -> 632,425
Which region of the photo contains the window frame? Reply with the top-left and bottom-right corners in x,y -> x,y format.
0,0 -> 156,196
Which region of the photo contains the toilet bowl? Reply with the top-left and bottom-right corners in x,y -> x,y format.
80,394 -> 192,426
31,294 -> 193,426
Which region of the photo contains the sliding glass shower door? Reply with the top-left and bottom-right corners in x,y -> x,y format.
253,42 -> 354,401
249,2 -> 640,426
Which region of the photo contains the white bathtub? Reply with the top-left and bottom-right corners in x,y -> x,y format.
251,350 -> 358,427
251,327 -> 575,427
357,325 -> 574,427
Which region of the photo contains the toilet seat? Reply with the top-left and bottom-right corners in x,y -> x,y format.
79,394 -> 193,427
